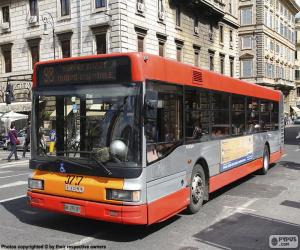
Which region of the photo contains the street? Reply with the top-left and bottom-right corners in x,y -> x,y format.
0,128 -> 299,250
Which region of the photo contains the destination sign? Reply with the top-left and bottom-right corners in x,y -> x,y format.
36,56 -> 131,86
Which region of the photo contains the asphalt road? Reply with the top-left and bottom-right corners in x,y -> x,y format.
0,128 -> 299,250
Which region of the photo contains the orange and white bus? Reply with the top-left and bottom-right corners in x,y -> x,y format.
27,53 -> 283,225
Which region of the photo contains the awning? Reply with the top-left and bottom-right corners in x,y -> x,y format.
0,102 -> 31,113
291,106 -> 300,115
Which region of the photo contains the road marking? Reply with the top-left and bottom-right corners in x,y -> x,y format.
296,149 -> 300,152
282,154 -> 287,158
0,173 -> 28,179
0,195 -> 26,203
0,161 -> 29,169
212,198 -> 258,225
0,171 -> 13,174
0,181 -> 27,189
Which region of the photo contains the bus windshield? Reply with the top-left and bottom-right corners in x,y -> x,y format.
32,83 -> 142,167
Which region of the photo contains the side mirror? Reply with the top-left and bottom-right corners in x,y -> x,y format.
110,140 -> 128,161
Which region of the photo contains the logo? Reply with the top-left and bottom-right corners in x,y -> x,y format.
60,163 -> 66,173
269,235 -> 298,249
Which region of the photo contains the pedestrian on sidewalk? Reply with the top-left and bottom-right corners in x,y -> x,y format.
7,122 -> 20,161
22,120 -> 30,158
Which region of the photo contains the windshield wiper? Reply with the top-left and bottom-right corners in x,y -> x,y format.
56,151 -> 112,176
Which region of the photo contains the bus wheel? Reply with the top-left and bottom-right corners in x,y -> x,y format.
259,146 -> 270,175
187,164 -> 205,214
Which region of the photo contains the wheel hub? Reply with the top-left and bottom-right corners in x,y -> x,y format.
191,175 -> 203,204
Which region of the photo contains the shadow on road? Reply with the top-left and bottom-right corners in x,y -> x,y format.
193,212 -> 300,250
1,197 -> 181,242
279,161 -> 300,171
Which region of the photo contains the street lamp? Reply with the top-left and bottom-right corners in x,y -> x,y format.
42,12 -> 56,60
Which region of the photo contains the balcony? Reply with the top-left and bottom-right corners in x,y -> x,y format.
181,0 -> 225,20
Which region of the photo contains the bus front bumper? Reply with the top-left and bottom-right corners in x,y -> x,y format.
27,191 -> 148,225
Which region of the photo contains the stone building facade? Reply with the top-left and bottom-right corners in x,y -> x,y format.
239,0 -> 300,114
0,0 -> 240,114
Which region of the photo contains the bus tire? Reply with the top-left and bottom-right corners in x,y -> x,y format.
259,146 -> 270,175
187,164 -> 205,214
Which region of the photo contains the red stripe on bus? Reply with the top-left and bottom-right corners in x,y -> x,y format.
209,151 -> 281,193
27,191 -> 148,225
147,187 -> 190,225
270,150 -> 281,164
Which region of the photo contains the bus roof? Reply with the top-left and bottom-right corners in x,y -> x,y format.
33,52 -> 281,101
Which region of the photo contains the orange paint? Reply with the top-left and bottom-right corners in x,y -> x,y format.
31,170 -> 124,204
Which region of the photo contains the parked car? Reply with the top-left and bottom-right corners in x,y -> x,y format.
294,117 -> 300,125
3,129 -> 30,151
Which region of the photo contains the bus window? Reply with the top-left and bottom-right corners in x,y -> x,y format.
247,98 -> 260,133
271,101 -> 279,130
232,94 -> 246,135
185,87 -> 210,142
260,100 -> 271,132
211,91 -> 230,138
145,81 -> 183,164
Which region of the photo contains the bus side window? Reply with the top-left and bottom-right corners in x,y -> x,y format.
185,87 -> 210,142
145,81 -> 183,164
232,94 -> 246,136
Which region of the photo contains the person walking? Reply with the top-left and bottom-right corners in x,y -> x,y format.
22,121 -> 30,158
7,122 -> 20,161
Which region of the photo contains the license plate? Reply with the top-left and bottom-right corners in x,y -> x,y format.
64,203 -> 81,214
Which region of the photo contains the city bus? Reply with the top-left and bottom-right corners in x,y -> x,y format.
27,53 -> 283,225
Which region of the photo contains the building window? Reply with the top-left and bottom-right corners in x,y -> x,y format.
176,46 -> 182,62
194,17 -> 198,34
61,0 -> 70,16
175,39 -> 184,62
27,38 -> 40,70
219,25 -> 224,44
61,40 -> 71,58
240,7 -> 252,26
209,51 -> 214,71
96,33 -> 106,54
1,44 -> 12,73
229,0 -> 232,14
137,36 -> 144,52
297,87 -> 300,97
194,46 -> 200,67
2,6 -> 10,24
176,5 -> 181,27
135,27 -> 147,52
209,23 -> 213,41
158,0 -> 164,15
159,41 -> 165,57
95,0 -> 106,9
57,32 -> 72,58
29,0 -> 38,16
230,57 -> 234,77
220,54 -> 225,74
157,34 -> 166,57
241,59 -> 253,78
241,36 -> 252,49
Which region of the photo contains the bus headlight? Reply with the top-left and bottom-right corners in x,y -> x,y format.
28,178 -> 44,190
106,189 -> 140,202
